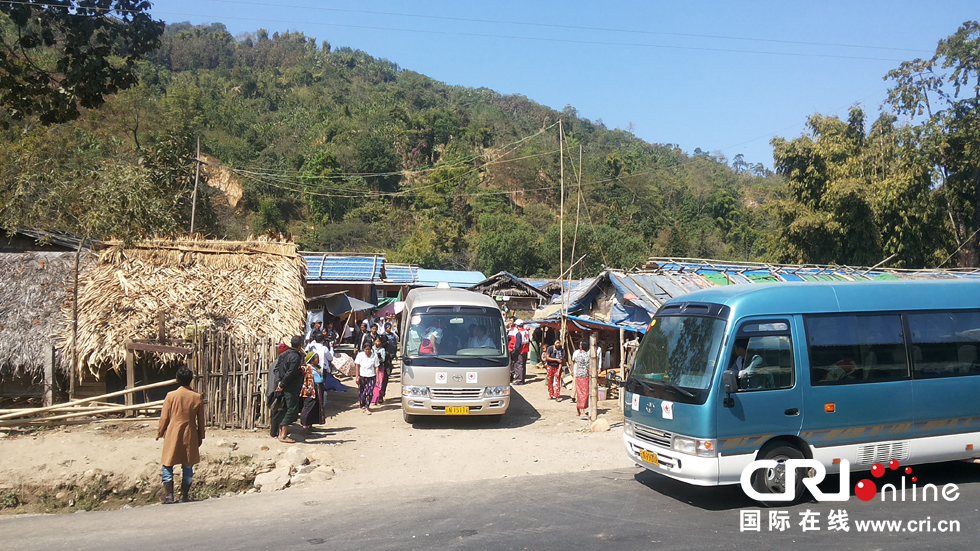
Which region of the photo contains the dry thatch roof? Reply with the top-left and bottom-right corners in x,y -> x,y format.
0,251 -> 88,376
469,272 -> 550,300
64,238 -> 305,376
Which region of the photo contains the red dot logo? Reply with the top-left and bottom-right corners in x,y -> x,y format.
855,479 -> 877,501
871,463 -> 885,477
888,459 -> 900,470
904,467 -> 912,475
912,477 -> 917,483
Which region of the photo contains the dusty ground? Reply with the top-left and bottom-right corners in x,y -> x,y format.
0,362 -> 633,514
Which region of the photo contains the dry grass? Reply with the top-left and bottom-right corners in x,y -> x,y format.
0,251 -> 88,376
62,237 -> 305,377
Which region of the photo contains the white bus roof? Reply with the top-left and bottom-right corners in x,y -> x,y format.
404,287 -> 500,310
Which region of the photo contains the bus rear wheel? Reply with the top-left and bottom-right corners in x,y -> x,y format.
752,443 -> 807,506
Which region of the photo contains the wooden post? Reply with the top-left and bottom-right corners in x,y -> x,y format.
190,136 -> 200,235
619,327 -> 626,409
157,311 -> 166,343
43,345 -> 55,407
589,332 -> 598,421
125,348 -> 135,413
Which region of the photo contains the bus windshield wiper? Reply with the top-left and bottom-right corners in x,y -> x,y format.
633,377 -> 694,398
662,382 -> 695,398
633,378 -> 658,393
429,356 -> 458,364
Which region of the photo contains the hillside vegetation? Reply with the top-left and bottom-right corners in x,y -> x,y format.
1,19 -> 977,274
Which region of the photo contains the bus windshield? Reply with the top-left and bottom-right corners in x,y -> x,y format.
404,308 -> 507,361
631,315 -> 727,392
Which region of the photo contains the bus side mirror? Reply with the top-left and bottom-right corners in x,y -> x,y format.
722,370 -> 737,408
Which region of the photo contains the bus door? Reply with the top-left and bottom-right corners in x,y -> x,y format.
717,318 -> 803,466
799,313 -> 913,467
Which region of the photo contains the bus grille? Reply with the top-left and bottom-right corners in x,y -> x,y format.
633,423 -> 672,448
430,387 -> 484,400
856,441 -> 910,465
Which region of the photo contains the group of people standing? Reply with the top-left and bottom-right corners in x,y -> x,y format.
542,339 -> 594,420
510,317 -> 592,419
352,321 -> 398,414
507,318 -> 531,384
265,317 -> 400,440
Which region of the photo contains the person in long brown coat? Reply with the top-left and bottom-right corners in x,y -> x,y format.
156,366 -> 205,504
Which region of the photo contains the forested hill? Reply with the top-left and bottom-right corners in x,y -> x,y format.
2,20 -> 977,274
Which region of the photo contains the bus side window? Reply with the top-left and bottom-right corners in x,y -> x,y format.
806,314 -> 908,385
908,311 -> 980,378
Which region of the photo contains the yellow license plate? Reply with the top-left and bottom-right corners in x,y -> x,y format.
445,406 -> 469,415
639,449 -> 659,466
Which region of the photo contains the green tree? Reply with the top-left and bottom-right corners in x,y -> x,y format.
885,21 -> 980,266
476,213 -> 542,276
0,1 -> 164,124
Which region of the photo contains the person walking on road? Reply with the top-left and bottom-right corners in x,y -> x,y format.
542,339 -> 566,400
275,335 -> 305,443
156,366 -> 205,504
300,351 -> 326,429
354,341 -> 380,414
508,319 -> 530,384
267,342 -> 290,438
571,341 -> 591,419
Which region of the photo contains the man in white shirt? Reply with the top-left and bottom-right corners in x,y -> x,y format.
306,333 -> 334,369
467,325 -> 495,349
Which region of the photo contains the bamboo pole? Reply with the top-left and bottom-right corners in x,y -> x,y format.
0,406 -> 111,414
619,328 -> 626,410
0,400 -> 164,427
0,379 -> 177,421
589,332 -> 598,421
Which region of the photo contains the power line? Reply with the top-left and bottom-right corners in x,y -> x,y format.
140,11 -> 910,63
0,0 -> 932,58
199,0 -> 932,55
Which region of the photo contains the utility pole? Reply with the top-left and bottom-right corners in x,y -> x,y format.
190,136 -> 200,235
558,120 -> 565,343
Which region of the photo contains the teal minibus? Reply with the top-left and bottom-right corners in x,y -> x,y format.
623,279 -> 980,501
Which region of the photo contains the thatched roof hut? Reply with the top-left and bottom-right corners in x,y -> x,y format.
65,238 -> 305,376
0,251 -> 88,377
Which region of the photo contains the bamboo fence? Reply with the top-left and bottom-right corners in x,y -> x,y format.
194,332 -> 278,431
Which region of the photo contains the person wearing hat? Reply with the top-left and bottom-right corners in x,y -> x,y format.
299,351 -> 325,429
508,319 -> 531,384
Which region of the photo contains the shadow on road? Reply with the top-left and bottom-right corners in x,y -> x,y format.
633,469 -> 756,510
407,387 -> 541,430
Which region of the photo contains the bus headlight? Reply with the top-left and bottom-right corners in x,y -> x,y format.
402,386 -> 429,397
624,419 -> 635,437
484,386 -> 511,397
671,435 -> 717,457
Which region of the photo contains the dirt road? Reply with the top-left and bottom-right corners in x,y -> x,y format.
0,362 -> 632,513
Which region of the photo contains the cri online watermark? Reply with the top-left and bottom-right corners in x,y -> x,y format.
739,458 -> 960,502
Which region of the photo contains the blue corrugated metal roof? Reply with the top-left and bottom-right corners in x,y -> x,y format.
304,255 -> 384,282
384,264 -> 418,284
525,279 -> 579,290
416,269 -> 486,288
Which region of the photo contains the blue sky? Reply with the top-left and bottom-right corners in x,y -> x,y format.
147,0 -> 977,168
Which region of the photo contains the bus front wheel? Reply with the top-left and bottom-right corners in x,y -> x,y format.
403,410 -> 417,424
752,443 -> 807,506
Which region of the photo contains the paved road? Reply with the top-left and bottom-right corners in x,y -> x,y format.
2,461 -> 977,550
